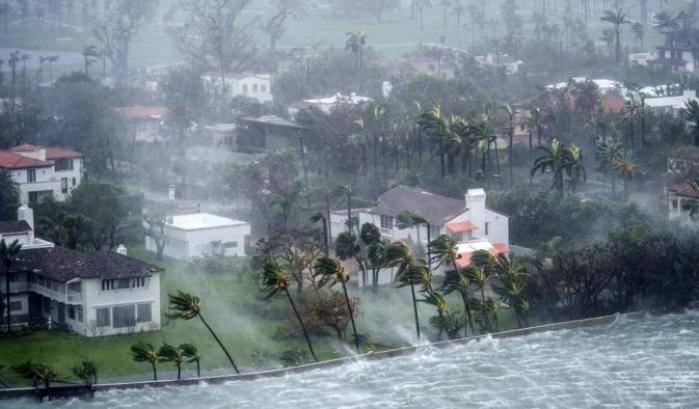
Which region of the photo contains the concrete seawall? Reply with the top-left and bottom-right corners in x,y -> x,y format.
0,313 -> 630,400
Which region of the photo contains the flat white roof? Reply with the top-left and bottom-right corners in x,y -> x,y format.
169,213 -> 249,230
456,239 -> 494,253
645,93 -> 698,109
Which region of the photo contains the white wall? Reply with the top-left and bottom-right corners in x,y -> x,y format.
10,158 -> 83,203
148,223 -> 251,261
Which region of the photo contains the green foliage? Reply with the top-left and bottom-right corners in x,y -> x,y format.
279,349 -> 308,367
70,360 -> 98,385
0,169 -> 20,221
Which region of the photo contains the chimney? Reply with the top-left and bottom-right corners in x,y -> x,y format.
17,205 -> 35,244
465,189 -> 486,230
116,244 -> 128,256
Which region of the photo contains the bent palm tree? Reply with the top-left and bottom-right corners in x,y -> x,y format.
181,343 -> 201,377
314,256 -> 360,351
531,138 -> 568,194
159,343 -> 186,380
465,266 -> 491,331
262,260 -> 318,362
335,232 -> 367,287
1,239 -> 22,333
309,212 -> 330,255
71,360 -> 98,385
420,291 -> 447,340
396,211 -> 431,263
168,291 -> 240,373
601,8 -> 630,63
613,150 -> 638,200
565,144 -> 586,192
130,342 -> 159,381
14,361 -> 58,398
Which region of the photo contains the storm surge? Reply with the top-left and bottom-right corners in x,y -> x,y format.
8,313 -> 699,408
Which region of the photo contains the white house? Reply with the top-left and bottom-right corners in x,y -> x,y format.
289,93 -> 373,117
145,213 -> 251,261
201,73 -> 273,104
475,53 -> 523,75
667,182 -> 699,228
0,144 -> 84,204
1,206 -> 162,336
645,90 -> 698,115
331,187 -> 509,286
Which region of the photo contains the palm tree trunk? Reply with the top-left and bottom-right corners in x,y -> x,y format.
285,288 -> 318,362
509,125 -> 514,187
196,360 -> 200,377
346,193 -> 352,234
426,224 -> 432,268
151,362 -> 157,381
198,313 -> 240,373
410,283 -> 421,341
341,280 -> 360,351
479,286 -> 489,331
177,363 -> 181,380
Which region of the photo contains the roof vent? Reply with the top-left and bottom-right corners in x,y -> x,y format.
116,244 -> 128,256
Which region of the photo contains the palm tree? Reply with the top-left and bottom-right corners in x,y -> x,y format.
501,104 -> 515,187
631,22 -> 645,46
420,291 -> 447,340
334,232 -> 367,288
309,212 -> 329,255
1,239 -> 22,334
262,260 -> 318,362
336,184 -> 354,234
345,31 -> 367,73
130,342 -> 159,381
383,242 -> 428,341
601,7 -> 630,64
613,150 -> 638,200
565,144 -> 586,192
159,343 -> 186,380
498,280 -> 529,328
491,255 -> 529,328
396,211 -> 431,263
596,135 -> 623,191
13,361 -> 58,397
465,266 -> 490,331
684,100 -> 699,147
71,360 -> 98,385
167,291 -> 240,373
469,121 -> 497,183
531,138 -> 568,193
181,343 -> 201,377
314,256 -> 360,351
81,45 -> 98,77
360,223 -> 383,292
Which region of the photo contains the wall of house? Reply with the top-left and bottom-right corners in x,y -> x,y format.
9,158 -> 83,203
148,224 -> 251,261
81,274 -> 161,337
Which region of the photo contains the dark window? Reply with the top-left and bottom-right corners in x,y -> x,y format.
55,158 -> 74,171
137,303 -> 152,323
72,177 -> 77,186
112,305 -> 136,328
101,280 -> 113,291
68,305 -> 75,320
28,191 -> 39,203
261,84 -> 267,92
61,178 -> 68,193
77,306 -> 83,322
96,307 -> 110,327
380,215 -> 393,229
9,301 -> 22,311
27,169 -> 36,183
485,222 -> 490,236
117,279 -> 130,289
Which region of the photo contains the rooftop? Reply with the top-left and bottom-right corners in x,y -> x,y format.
0,220 -> 32,234
645,91 -> 698,109
239,115 -> 300,128
11,144 -> 83,159
374,186 -> 466,225
115,106 -> 169,120
168,213 -> 249,230
0,150 -> 51,169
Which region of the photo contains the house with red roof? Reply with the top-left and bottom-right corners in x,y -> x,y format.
115,105 -> 169,143
0,144 -> 84,204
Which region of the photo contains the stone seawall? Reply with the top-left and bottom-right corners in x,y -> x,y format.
0,313 -> 629,400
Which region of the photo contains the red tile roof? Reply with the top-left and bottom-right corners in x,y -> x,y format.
455,253 -> 473,269
0,151 -> 51,169
490,243 -> 510,255
46,147 -> 83,159
10,143 -> 39,152
446,220 -> 477,234
115,106 -> 168,119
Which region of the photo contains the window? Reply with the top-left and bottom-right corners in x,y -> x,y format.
72,177 -> 77,187
131,277 -> 146,288
61,178 -> 68,193
242,84 -> 248,94
485,222 -> 490,236
261,84 -> 267,92
55,158 -> 74,171
96,307 -> 111,327
117,278 -> 130,289
380,215 -> 394,229
112,305 -> 136,328
77,306 -> 83,322
9,301 -> 22,312
672,199 -> 679,210
223,242 -> 238,248
101,279 -> 113,291
137,303 -> 152,323
27,169 -> 36,183
28,191 -> 39,203
253,84 -> 258,93
68,305 -> 75,320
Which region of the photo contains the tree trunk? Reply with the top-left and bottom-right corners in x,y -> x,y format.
177,363 -> 181,380
196,360 -> 200,377
151,362 -> 157,381
198,313 -> 240,373
285,288 -> 318,362
509,124 -> 514,187
341,280 -> 360,351
410,283 -> 421,341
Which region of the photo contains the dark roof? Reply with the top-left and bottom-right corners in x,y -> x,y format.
0,220 -> 32,234
373,186 -> 466,225
13,246 -> 162,282
671,182 -> 699,199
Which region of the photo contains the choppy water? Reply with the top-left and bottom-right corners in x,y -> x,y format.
6,313 -> 699,408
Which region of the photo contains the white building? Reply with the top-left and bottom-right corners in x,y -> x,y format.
475,53 -> 523,75
331,187 -> 509,287
202,73 -> 273,104
145,213 -> 251,261
0,144 -> 84,204
1,206 -> 162,336
290,93 -> 373,117
645,90 -> 699,115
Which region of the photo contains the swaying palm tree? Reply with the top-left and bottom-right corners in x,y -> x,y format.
159,343 -> 186,380
684,100 -> 699,147
420,291 -> 447,340
345,31 -> 367,73
601,7 -> 630,63
335,184 -> 354,234
334,232 -> 367,288
565,144 -> 586,192
71,360 -> 98,385
360,223 -> 383,292
130,342 -> 159,381
314,256 -> 360,351
383,242 -> 429,341
181,343 -> 201,377
596,135 -> 623,191
168,291 -> 240,373
262,260 -> 318,362
309,212 -> 330,255
1,239 -> 22,334
491,255 -> 529,328
465,266 -> 490,331
531,138 -> 568,194
500,104 -> 516,187
613,150 -> 638,200
13,361 -> 58,398
396,211 -> 431,263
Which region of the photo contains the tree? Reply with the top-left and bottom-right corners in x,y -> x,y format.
262,260 -> 318,361
71,360 -> 98,385
144,214 -> 168,262
335,184 -> 355,234
168,291 -> 241,373
13,361 -> 58,397
0,169 -> 19,221
601,7 -> 630,64
613,150 -> 638,200
360,223 -> 383,292
314,256 -> 360,351
181,343 -> 201,377
465,265 -> 490,331
421,291 -> 447,340
491,255 -> 529,328
684,100 -> 699,147
334,232 -> 367,288
130,342 -> 159,381
81,45 -> 99,77
159,343 -> 186,380
85,0 -> 158,86
345,31 -> 367,74
1,239 -> 21,334
501,104 -> 515,187
431,235 -> 475,335
631,22 -> 645,46
263,0 -> 304,51
383,242 -> 428,341
565,144 -> 586,192
309,212 -> 329,255
531,138 -> 568,194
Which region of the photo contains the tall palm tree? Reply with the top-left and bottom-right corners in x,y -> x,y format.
360,223 -> 383,292
181,343 -> 201,377
345,31 -> 367,73
469,121 -> 497,183
13,361 -> 58,397
309,212 -> 329,255
531,138 -> 568,193
433,235 -> 475,336
596,135 -> 623,191
167,291 -> 240,373
565,144 -> 586,192
334,232 -> 367,288
383,242 -> 428,341
631,22 -> 645,46
601,7 -> 630,63
501,104 -> 515,187
0,239 -> 22,334
396,211 -> 431,263
336,184 -> 354,234
684,100 -> 699,147
262,260 -> 318,362
158,343 -> 186,380
71,360 -> 98,385
465,266 -> 490,331
130,342 -> 159,381
314,256 -> 360,351
420,291 -> 447,340
613,150 -> 638,200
